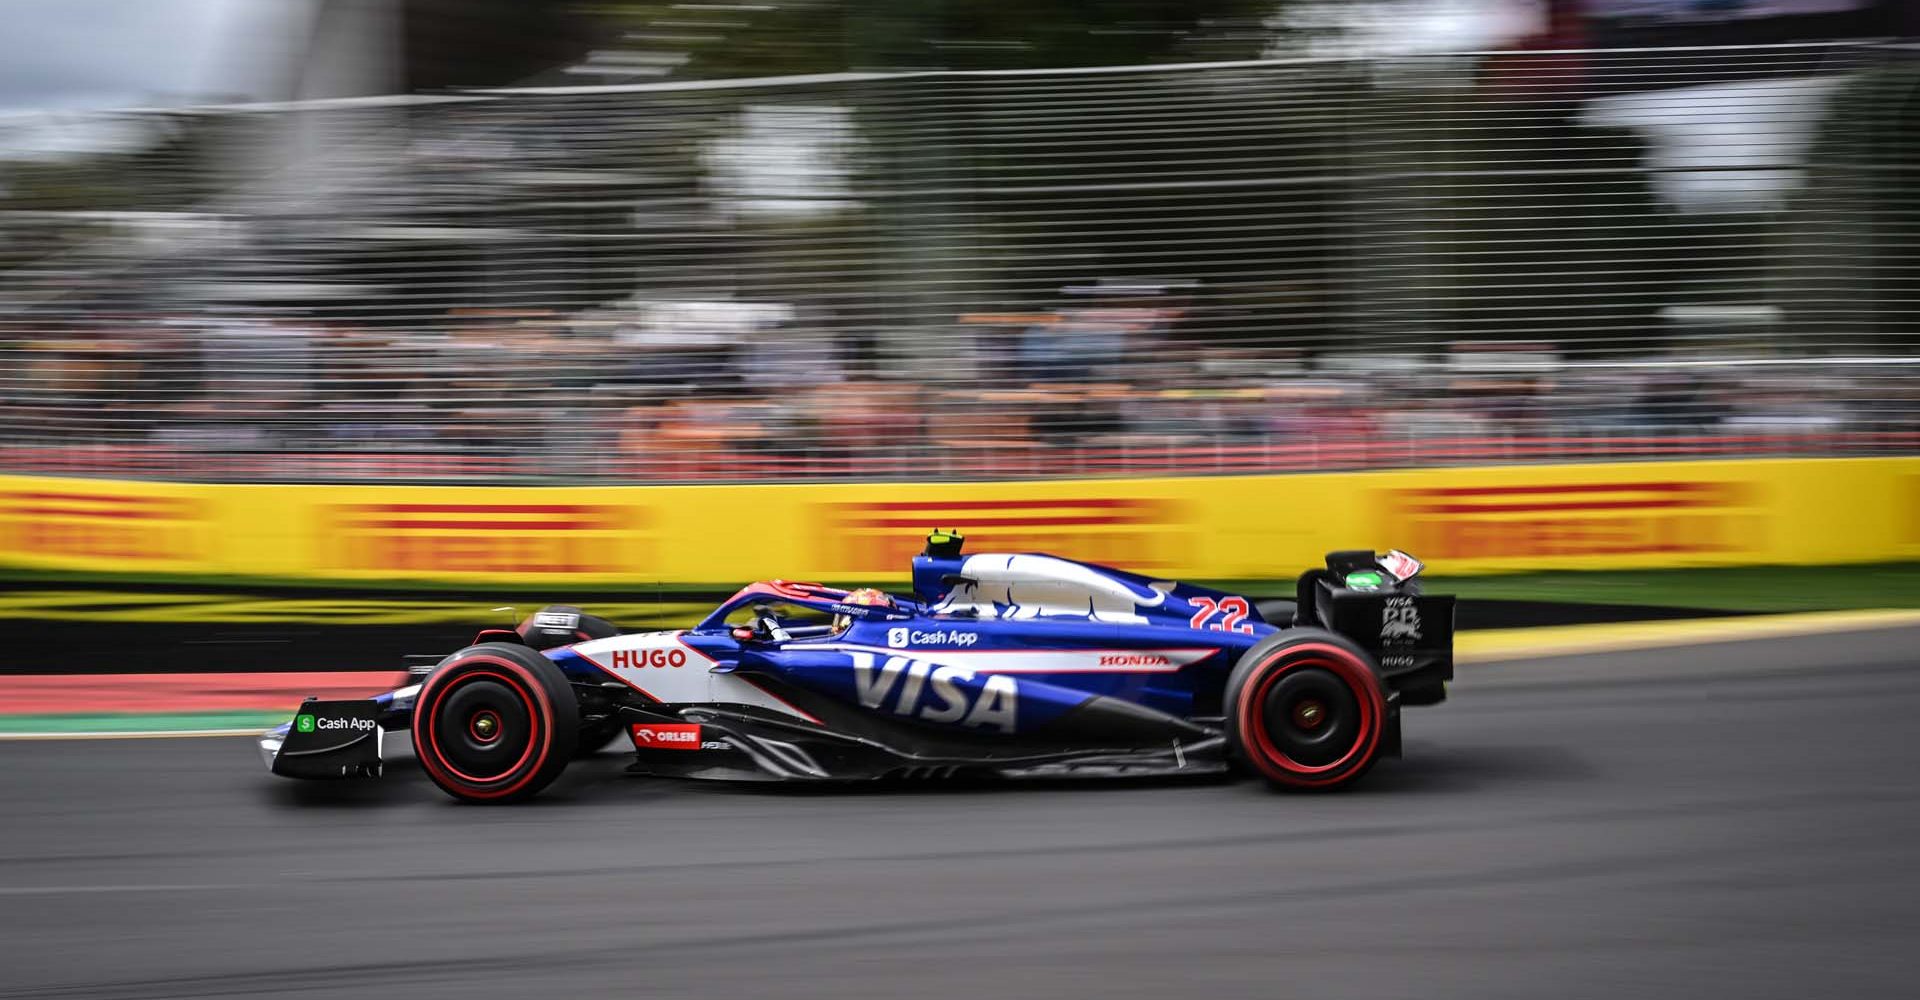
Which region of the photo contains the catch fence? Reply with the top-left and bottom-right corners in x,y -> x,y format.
1,42 -> 1915,482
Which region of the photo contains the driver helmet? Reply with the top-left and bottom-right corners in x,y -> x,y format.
833,587 -> 895,633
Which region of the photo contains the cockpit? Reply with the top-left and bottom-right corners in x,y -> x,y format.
697,580 -> 918,643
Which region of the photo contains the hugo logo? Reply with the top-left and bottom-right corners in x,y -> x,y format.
611,647 -> 688,669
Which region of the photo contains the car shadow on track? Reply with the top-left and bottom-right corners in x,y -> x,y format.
265,752 -> 671,809
263,753 -> 1233,808
268,759 -> 434,808
653,743 -> 1596,801
266,743 -> 1594,807
1357,741 -> 1596,795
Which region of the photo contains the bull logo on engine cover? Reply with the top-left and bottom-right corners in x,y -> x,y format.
1381,597 -> 1424,644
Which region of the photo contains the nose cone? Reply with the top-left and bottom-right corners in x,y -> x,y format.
258,721 -> 290,770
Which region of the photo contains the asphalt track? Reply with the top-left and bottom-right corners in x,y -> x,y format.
4,627 -> 1920,1000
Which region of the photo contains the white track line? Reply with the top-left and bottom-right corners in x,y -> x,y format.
1457,608 -> 1920,664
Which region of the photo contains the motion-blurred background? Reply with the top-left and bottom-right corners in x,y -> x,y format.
2,0 -> 1917,483
5,1 -> 1920,650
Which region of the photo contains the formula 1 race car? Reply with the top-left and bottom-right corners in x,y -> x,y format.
261,531 -> 1455,802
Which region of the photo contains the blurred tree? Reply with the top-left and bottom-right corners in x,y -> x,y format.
1785,55 -> 1920,351
402,0 -> 602,90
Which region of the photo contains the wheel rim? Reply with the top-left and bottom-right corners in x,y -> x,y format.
1258,667 -> 1363,769
469,709 -> 502,744
1238,646 -> 1382,784
423,671 -> 539,785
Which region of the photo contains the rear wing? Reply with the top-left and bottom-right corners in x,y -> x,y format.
1299,550 -> 1454,706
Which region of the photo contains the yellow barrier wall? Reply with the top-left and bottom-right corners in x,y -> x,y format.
3,457 -> 1916,585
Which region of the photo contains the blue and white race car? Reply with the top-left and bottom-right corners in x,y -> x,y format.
261,531 -> 1454,802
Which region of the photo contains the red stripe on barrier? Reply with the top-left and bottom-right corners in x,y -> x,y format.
6,506 -> 183,520
354,520 -> 600,531
1411,499 -> 1715,514
5,492 -> 181,506
1410,482 -> 1714,498
357,504 -> 598,514
847,499 -> 1145,511
848,515 -> 1147,528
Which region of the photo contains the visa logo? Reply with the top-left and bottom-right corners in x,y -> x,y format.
849,653 -> 1018,733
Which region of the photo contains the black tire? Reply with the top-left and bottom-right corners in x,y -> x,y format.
518,604 -> 620,651
1225,629 -> 1388,791
413,642 -> 579,803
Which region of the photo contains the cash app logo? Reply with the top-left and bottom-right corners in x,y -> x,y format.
295,714 -> 316,733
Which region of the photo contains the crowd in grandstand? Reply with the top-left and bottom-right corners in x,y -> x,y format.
0,299 -> 1891,482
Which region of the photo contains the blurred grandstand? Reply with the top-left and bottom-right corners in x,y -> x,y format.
1,40 -> 1916,483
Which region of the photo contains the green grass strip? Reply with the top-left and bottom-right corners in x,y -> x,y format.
0,711 -> 287,734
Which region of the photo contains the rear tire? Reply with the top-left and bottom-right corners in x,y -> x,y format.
413,643 -> 579,803
1225,630 -> 1388,791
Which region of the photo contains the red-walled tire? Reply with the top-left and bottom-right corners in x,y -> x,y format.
413,643 -> 578,804
1226,630 -> 1388,791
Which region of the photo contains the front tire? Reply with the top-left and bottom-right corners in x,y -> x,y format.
413,643 -> 579,803
1226,630 -> 1388,791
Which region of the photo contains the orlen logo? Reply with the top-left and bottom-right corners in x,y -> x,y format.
1383,481 -> 1758,561
1099,653 -> 1172,667
630,723 -> 702,749
0,490 -> 206,564
323,503 -> 645,575
611,647 -> 687,669
816,497 -> 1189,573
